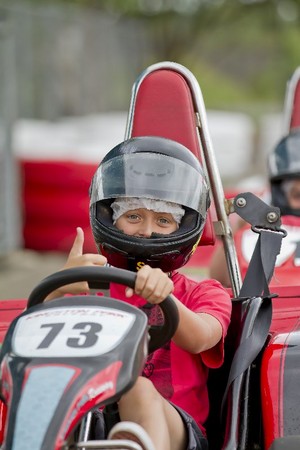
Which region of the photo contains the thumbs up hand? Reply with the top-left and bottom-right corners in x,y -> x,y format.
45,227 -> 107,301
66,227 -> 106,269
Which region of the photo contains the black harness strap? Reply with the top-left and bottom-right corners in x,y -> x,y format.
233,193 -> 286,300
239,228 -> 283,298
221,193 -> 286,423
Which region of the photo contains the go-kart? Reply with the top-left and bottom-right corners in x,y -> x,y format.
0,266 -> 179,449
1,61 -> 300,450
230,65 -> 300,288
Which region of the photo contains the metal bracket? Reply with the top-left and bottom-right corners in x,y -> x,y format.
233,192 -> 282,230
213,220 -> 226,236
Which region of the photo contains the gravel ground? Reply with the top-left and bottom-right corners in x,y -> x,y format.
0,249 -> 207,301
0,249 -> 67,300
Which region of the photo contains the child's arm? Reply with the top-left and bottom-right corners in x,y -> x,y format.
45,227 -> 107,301
169,297 -> 222,354
126,265 -> 223,355
209,244 -> 231,287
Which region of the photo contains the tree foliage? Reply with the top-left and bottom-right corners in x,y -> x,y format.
8,0 -> 300,111
42,0 -> 300,106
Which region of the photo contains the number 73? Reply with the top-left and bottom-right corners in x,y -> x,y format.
37,322 -> 102,349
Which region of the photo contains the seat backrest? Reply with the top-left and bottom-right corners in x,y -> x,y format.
126,67 -> 216,246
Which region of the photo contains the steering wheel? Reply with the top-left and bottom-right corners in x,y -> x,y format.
27,266 -> 179,354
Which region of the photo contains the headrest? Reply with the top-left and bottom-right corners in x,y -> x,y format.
129,68 -> 216,245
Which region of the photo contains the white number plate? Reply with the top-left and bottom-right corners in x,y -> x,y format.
12,306 -> 135,358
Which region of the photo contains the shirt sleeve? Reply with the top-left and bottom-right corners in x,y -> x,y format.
179,277 -> 232,369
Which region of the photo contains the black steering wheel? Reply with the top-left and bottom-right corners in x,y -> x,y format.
27,266 -> 179,354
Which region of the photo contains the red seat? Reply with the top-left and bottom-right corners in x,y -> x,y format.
128,68 -> 216,246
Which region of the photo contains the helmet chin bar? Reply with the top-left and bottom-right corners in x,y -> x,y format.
99,242 -> 188,273
93,213 -> 201,273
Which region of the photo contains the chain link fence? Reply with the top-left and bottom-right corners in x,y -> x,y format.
1,1 -> 153,119
0,1 -> 153,255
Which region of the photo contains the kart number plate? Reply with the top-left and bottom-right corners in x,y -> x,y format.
12,306 -> 135,358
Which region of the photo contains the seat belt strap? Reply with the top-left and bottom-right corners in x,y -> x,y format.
221,193 -> 286,417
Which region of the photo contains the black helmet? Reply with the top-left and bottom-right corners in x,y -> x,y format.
89,136 -> 210,272
268,128 -> 300,216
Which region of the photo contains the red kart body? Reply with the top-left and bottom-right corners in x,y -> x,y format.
262,286 -> 300,449
1,287 -> 300,449
1,62 -> 300,449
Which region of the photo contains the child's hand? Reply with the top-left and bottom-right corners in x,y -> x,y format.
45,227 -> 107,300
125,265 -> 174,304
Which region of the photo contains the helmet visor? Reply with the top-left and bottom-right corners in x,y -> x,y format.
90,152 -> 208,213
269,132 -> 300,180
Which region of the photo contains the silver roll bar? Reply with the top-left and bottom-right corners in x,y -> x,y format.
125,61 -> 242,296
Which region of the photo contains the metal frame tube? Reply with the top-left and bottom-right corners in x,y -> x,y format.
125,61 -> 242,296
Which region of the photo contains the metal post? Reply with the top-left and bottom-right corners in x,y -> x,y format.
0,10 -> 21,255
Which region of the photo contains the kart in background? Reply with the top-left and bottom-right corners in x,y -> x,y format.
1,62 -> 300,449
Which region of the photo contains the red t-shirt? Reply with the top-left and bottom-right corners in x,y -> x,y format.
110,271 -> 232,433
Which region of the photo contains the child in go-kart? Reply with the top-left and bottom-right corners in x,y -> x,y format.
46,136 -> 232,450
210,128 -> 300,287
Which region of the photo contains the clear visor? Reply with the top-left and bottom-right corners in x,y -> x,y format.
90,153 -> 208,213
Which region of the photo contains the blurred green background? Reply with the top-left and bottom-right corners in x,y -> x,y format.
1,0 -> 300,120
0,0 -> 300,290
